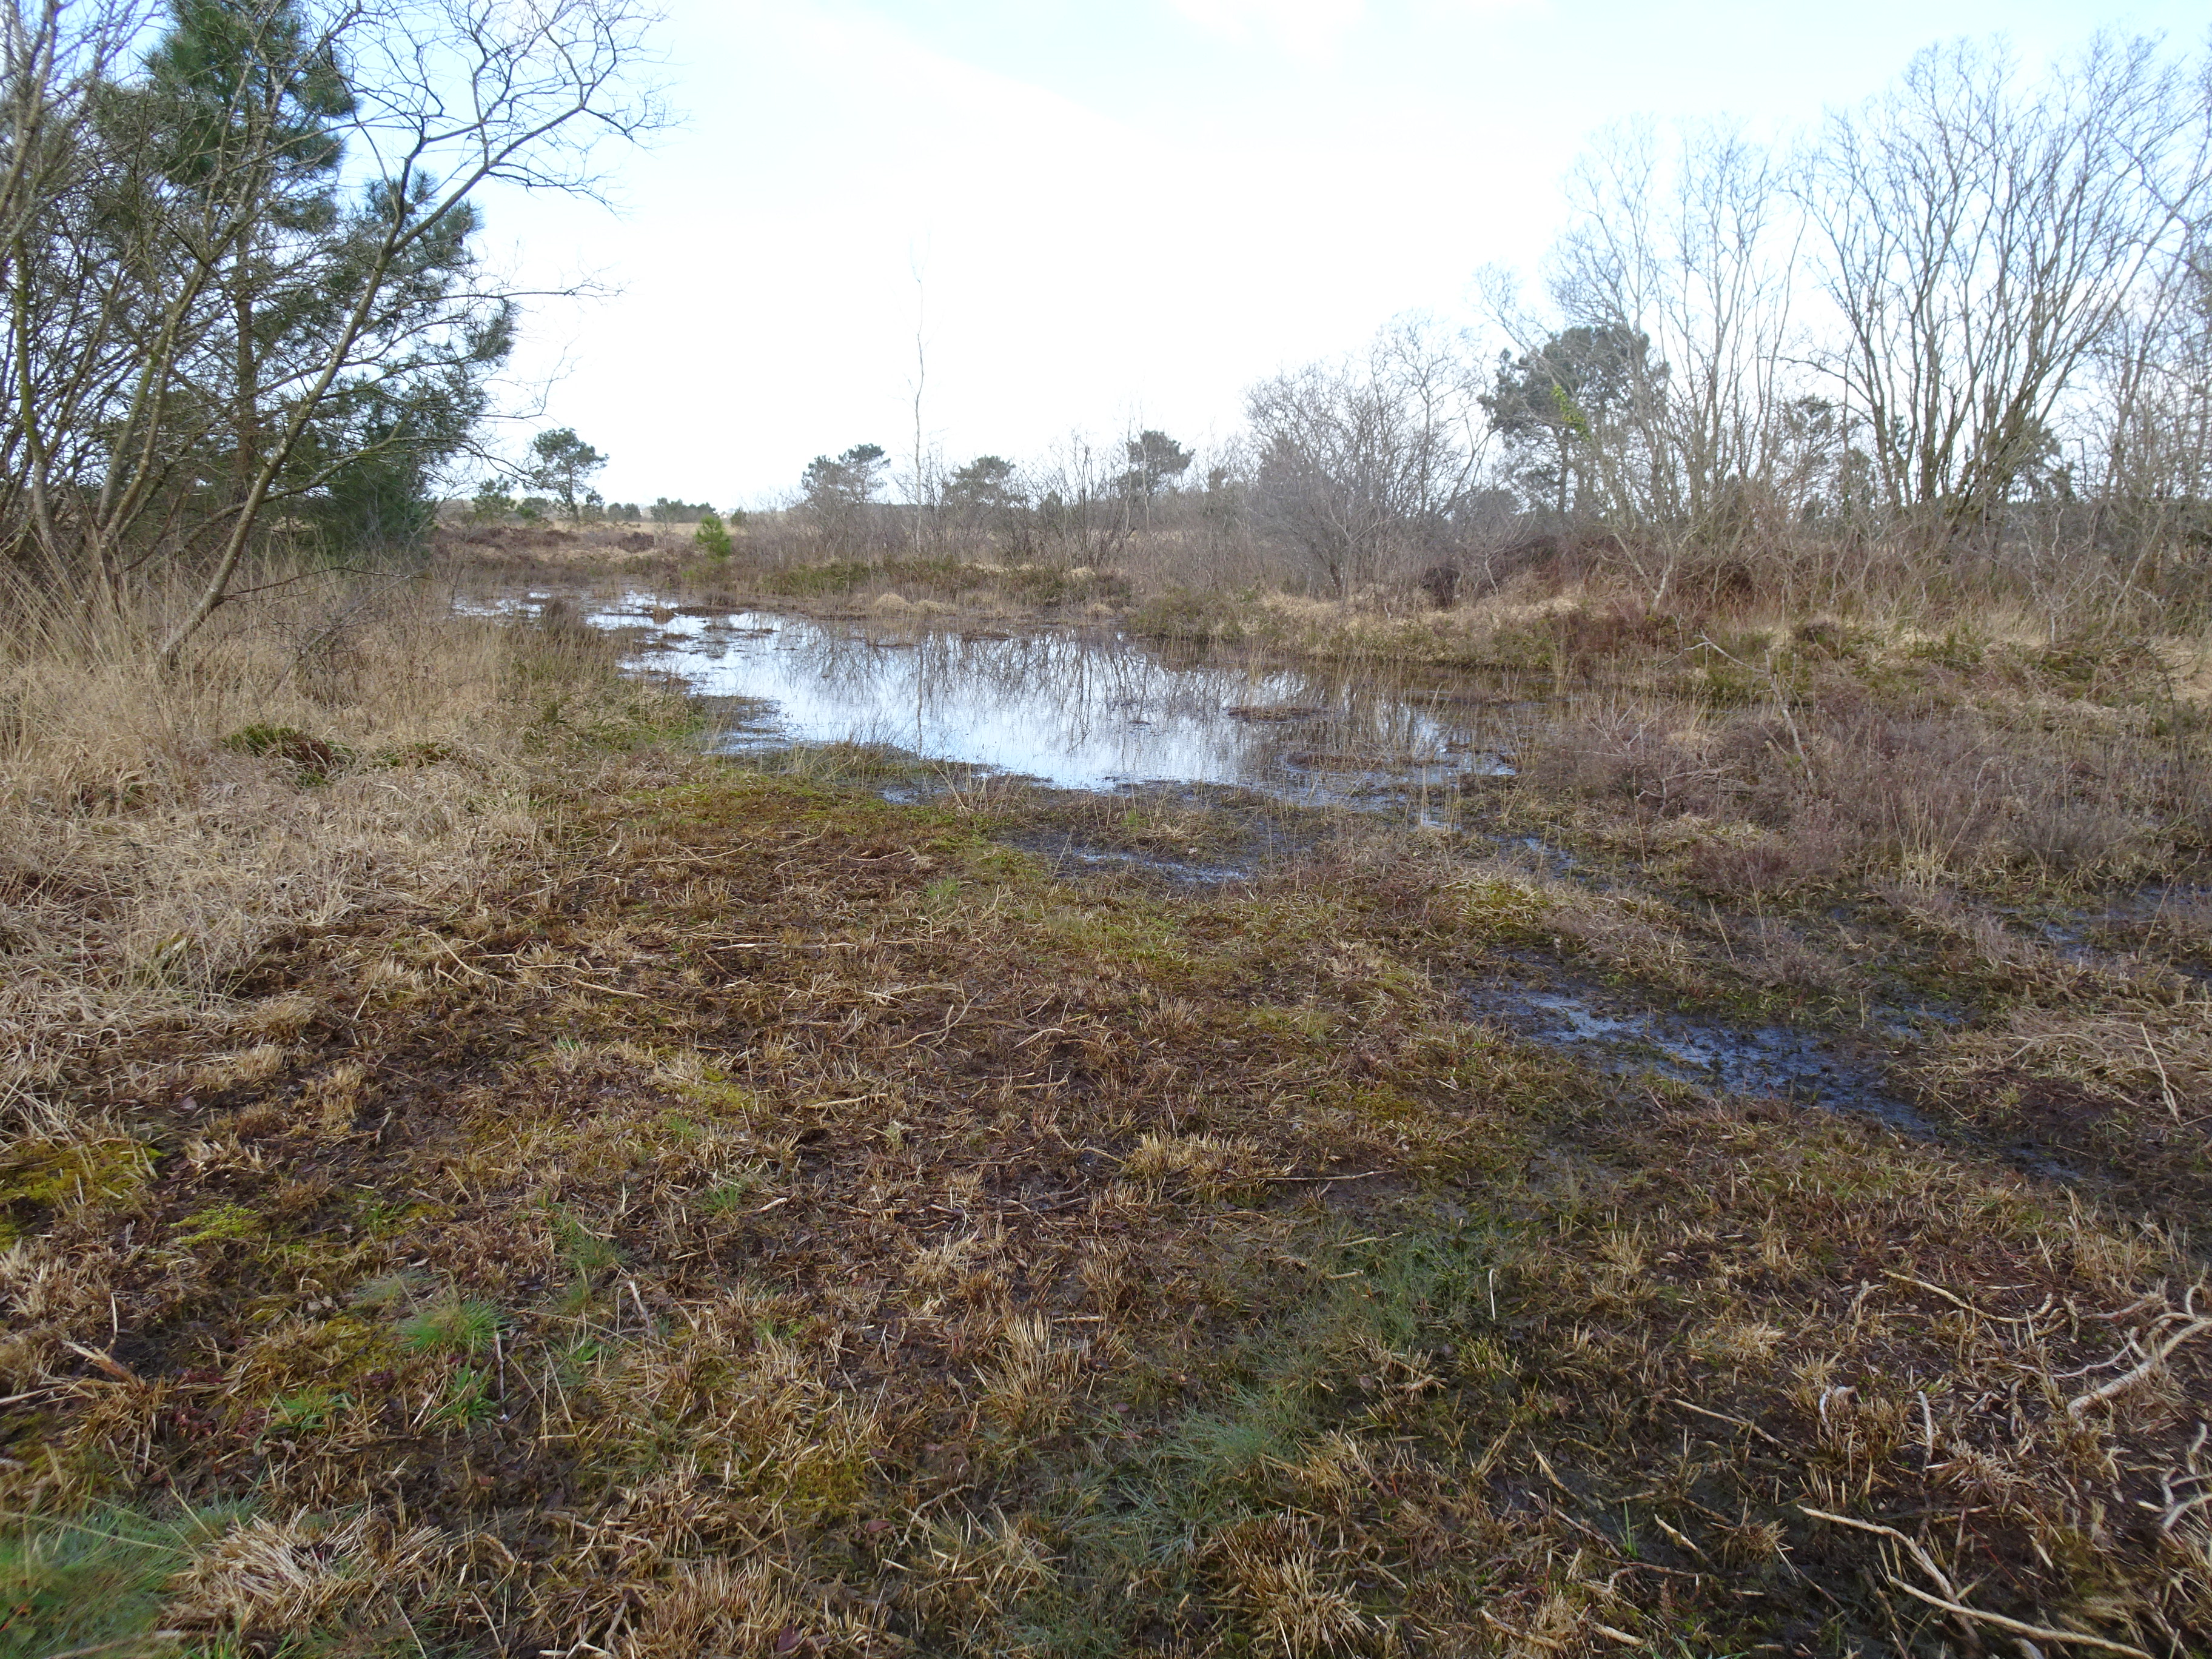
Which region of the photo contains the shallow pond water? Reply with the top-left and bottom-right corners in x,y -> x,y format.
574,594 -> 1522,803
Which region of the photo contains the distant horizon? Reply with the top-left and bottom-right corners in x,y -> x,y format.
472,0 -> 2209,510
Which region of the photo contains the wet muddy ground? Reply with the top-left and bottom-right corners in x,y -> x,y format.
10,580 -> 2205,1656
484,587 -> 2204,1210
1463,953 -> 1930,1127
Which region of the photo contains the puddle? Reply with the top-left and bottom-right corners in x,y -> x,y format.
1466,971 -> 1934,1131
2015,881 -> 2212,986
1060,846 -> 1255,885
538,593 -> 1530,806
1467,971 -> 2091,1178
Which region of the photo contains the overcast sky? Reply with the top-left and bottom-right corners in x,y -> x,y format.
474,0 -> 2207,509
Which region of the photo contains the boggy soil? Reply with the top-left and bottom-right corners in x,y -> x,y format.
6,712 -> 2212,1657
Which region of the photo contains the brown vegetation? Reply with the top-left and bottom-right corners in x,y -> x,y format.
2,563 -> 2209,1657
7,17 -> 2208,1649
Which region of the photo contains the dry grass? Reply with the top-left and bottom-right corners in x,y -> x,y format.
0,577 -> 607,1138
2,568 -> 2210,1657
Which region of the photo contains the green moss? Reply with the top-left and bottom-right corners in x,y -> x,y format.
1905,628 -> 1988,672
350,1193 -> 431,1237
0,1138 -> 152,1245
1449,873 -> 1554,939
171,1201 -> 264,1249
960,842 -> 1041,884
669,1070 -> 768,1121
221,723 -> 352,783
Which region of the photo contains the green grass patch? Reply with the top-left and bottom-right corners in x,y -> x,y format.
221,723 -> 352,783
397,1299 -> 504,1356
0,1504 -> 243,1659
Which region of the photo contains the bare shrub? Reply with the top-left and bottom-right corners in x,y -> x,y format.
1523,703 -> 1717,817
1683,825 -> 1849,899
1817,709 -> 2013,874
2008,796 -> 2142,877
1246,319 -> 1483,597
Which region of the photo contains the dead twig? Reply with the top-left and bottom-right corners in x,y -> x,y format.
1884,1270 -> 2051,1326
2140,1025 -> 2182,1124
1800,1507 -> 2151,1658
2155,1423 -> 2209,1536
1886,1581 -> 2151,1658
1798,1507 -> 1957,1598
2067,1299 -> 2211,1419
1671,1395 -> 1786,1449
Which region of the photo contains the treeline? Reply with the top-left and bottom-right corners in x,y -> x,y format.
731,433 -> 1224,569
754,33 -> 2212,622
0,0 -> 657,659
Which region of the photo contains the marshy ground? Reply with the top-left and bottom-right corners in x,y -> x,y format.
2,566 -> 2208,1657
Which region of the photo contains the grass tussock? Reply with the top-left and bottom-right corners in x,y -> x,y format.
1,566 -> 2209,1657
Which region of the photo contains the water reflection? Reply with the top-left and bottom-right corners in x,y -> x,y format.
581,596 -> 1519,801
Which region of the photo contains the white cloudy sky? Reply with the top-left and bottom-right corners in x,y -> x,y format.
473,0 -> 2207,509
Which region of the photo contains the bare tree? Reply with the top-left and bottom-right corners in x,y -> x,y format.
1803,33 -> 2211,534
1246,318 -> 1483,596
905,251 -> 936,559
1546,118 -> 1805,540
2085,224 -> 2212,593
1021,432 -> 1134,568
2,0 -> 166,583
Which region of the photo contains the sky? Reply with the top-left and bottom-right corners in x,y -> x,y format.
472,0 -> 2208,510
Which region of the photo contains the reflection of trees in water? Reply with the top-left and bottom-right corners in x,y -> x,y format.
769,625 -> 905,691
783,627 -> 1282,754
691,611 -> 1512,783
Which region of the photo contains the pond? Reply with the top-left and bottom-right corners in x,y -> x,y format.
578,594 -> 1520,806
